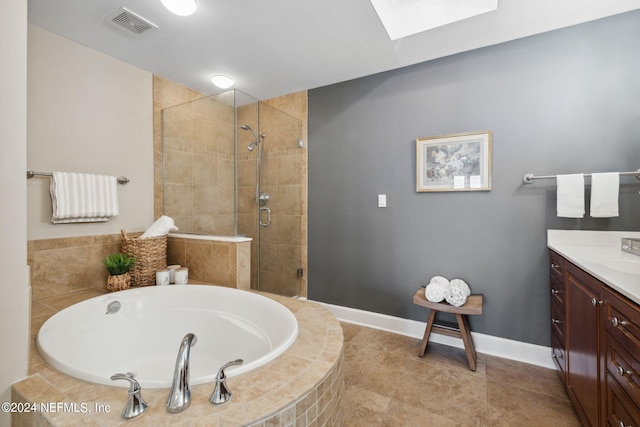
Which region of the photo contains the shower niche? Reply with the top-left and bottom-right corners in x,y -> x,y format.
161,89 -> 305,297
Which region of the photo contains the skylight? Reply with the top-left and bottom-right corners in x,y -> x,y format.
370,0 -> 499,40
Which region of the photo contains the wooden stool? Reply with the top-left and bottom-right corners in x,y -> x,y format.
413,288 -> 483,371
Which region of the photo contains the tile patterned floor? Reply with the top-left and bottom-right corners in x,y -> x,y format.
341,322 -> 581,427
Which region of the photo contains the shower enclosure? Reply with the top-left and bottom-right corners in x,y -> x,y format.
162,90 -> 305,297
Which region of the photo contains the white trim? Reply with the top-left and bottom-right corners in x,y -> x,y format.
315,301 -> 555,370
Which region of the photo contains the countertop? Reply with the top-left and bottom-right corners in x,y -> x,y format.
547,230 -> 640,305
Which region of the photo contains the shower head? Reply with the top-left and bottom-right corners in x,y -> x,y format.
241,124 -> 265,152
240,124 -> 259,141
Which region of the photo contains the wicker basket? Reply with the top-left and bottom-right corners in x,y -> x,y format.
120,229 -> 167,287
106,272 -> 131,292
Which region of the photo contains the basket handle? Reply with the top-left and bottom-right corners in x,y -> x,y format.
121,229 -> 130,241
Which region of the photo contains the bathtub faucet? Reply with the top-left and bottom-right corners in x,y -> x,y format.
210,359 -> 243,405
166,333 -> 197,413
110,372 -> 148,420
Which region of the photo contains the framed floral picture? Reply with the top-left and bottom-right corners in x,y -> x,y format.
416,130 -> 492,192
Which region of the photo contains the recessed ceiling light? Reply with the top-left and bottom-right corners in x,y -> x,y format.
210,75 -> 234,89
161,0 -> 197,16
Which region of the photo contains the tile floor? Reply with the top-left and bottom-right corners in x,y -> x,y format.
340,322 -> 581,427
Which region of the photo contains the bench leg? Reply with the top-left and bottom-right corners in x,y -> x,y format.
418,309 -> 437,357
456,314 -> 477,371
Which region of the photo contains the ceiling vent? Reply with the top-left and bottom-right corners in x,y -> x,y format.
107,7 -> 158,35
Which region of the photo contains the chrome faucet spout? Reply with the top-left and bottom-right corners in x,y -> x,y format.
166,333 -> 197,413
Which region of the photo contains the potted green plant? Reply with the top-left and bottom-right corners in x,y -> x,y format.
104,253 -> 136,292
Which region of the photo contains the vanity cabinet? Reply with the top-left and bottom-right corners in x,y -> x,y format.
565,261 -> 602,427
550,250 -> 640,427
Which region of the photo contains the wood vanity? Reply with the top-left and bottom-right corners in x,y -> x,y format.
550,249 -> 640,427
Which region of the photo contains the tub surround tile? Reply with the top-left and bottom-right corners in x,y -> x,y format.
17,289 -> 344,426
167,236 -> 250,289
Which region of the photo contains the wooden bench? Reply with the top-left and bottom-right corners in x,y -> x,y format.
413,288 -> 483,371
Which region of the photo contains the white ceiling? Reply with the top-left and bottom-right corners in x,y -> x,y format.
28,0 -> 640,100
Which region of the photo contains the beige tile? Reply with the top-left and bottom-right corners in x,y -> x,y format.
487,380 -> 580,426
485,354 -> 567,400
343,385 -> 390,427
382,399 -> 461,427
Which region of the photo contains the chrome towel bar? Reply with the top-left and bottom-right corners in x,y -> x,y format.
523,169 -> 640,184
27,170 -> 130,185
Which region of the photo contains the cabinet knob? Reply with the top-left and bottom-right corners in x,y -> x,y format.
612,317 -> 629,328
551,289 -> 559,295
552,318 -> 562,324
591,298 -> 603,306
618,420 -> 630,427
616,365 -> 634,377
551,262 -> 561,271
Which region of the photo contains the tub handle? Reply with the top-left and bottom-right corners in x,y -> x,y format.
210,359 -> 243,405
110,372 -> 148,420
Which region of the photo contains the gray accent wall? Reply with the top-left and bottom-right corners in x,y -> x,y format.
308,11 -> 640,346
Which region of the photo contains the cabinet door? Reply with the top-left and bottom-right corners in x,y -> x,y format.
566,264 -> 601,427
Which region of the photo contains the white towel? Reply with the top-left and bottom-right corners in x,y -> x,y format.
50,171 -> 119,223
140,215 -> 179,238
425,276 -> 450,303
444,278 -> 471,307
590,173 -> 619,218
556,174 -> 585,218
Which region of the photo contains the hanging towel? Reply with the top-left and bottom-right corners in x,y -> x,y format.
444,279 -> 471,307
556,174 -> 585,218
590,173 -> 619,218
50,171 -> 119,223
140,215 -> 179,238
425,276 -> 450,303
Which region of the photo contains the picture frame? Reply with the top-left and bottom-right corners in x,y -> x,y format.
416,130 -> 492,192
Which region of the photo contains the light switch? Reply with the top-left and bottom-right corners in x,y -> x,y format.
378,194 -> 387,208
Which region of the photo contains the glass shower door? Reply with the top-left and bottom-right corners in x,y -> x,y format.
255,103 -> 305,297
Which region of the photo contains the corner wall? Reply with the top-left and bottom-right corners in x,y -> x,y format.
308,11 -> 640,346
0,0 -> 30,425
27,24 -> 154,240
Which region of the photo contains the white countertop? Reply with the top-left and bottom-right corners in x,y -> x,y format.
547,230 -> 640,304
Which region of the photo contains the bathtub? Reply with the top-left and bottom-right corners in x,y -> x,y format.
36,285 -> 298,388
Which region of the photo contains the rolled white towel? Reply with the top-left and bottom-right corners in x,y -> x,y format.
140,215 -> 179,238
445,278 -> 471,307
425,276 -> 450,303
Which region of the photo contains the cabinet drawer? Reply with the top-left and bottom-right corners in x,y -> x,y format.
604,330 -> 640,406
551,276 -> 565,308
604,289 -> 640,347
550,251 -> 565,282
551,297 -> 565,340
551,331 -> 566,384
605,372 -> 640,427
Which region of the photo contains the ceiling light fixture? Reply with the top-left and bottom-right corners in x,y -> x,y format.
161,0 -> 198,16
210,75 -> 234,89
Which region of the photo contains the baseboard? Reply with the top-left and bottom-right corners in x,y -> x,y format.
314,300 -> 555,370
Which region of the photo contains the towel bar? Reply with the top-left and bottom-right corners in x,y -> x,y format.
523,169 -> 640,184
27,170 -> 130,185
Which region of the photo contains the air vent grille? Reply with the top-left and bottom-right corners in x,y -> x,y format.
108,7 -> 158,35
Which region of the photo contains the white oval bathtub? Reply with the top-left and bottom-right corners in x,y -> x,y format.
36,285 -> 298,388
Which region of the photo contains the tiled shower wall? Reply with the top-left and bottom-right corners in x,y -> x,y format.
153,76 -> 309,297
162,94 -> 236,235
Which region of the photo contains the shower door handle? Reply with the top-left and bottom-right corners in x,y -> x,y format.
259,207 -> 271,227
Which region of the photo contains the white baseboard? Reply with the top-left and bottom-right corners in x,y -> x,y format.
314,301 -> 555,370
